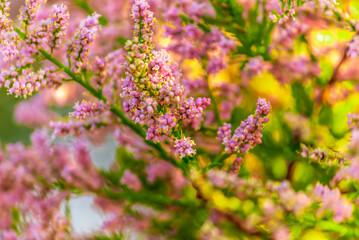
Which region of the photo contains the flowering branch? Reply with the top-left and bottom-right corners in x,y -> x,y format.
39,47 -> 189,174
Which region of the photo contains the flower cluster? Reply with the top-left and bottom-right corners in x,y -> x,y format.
91,56 -> 107,87
14,92 -> 56,127
177,97 -> 211,129
49,118 -> 102,137
269,181 -> 311,216
114,126 -> 149,158
299,144 -> 343,166
47,4 -> 70,49
271,56 -> 321,84
349,35 -> 359,58
173,137 -> 196,158
0,0 -> 11,31
241,57 -> 264,86
229,157 -> 243,174
0,67 -> 61,98
266,0 -> 298,23
284,112 -> 311,141
25,4 -> 70,52
69,100 -> 109,120
122,0 -> 210,149
313,184 -> 353,223
18,0 -> 46,27
0,1 -> 17,61
211,82 -> 242,121
0,130 -> 101,237
121,170 -> 142,191
163,0 -> 235,74
218,98 -> 271,154
272,19 -> 308,50
68,12 -> 101,72
182,78 -> 208,96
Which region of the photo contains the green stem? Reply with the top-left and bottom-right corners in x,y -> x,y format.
209,90 -> 222,125
203,153 -> 230,173
205,74 -> 222,126
102,188 -> 198,208
14,27 -> 27,39
316,220 -> 359,238
109,106 -> 189,175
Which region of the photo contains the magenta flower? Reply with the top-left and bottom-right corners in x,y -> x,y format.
69,100 -> 109,120
174,137 -> 196,158
218,98 -> 271,154
68,12 -> 101,72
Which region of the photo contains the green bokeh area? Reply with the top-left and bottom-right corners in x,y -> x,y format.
0,89 -> 32,146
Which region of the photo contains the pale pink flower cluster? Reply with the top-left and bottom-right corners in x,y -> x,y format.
122,0 -> 211,155
163,0 -> 235,74
349,36 -> 359,58
18,0 -> 46,26
313,184 -> 353,223
68,13 -> 101,72
0,67 -> 62,98
0,130 -> 101,237
173,137 -> 196,158
49,118 -> 102,137
69,100 -> 109,120
218,98 -> 271,154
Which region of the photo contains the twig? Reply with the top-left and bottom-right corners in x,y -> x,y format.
319,46 -> 348,103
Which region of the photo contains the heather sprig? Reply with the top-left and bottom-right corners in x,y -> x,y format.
0,67 -> 61,98
218,98 -> 271,154
0,0 -> 17,61
69,100 -> 109,120
174,137 -> 196,158
47,4 -> 70,50
18,0 -> 47,28
122,0 -> 211,152
0,0 -> 11,32
67,12 -> 101,72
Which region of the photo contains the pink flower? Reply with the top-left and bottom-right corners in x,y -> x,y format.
121,170 -> 142,191
218,98 -> 271,154
69,100 -> 109,120
174,137 -> 196,158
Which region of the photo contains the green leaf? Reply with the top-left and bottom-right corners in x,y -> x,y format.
99,16 -> 109,26
318,104 -> 333,127
73,0 -> 109,26
175,207 -> 209,240
11,208 -> 21,234
270,157 -> 288,180
292,162 -> 315,190
197,23 -> 211,33
291,81 -> 314,117
0,90 -> 32,145
11,208 -> 21,223
179,14 -> 194,24
317,59 -> 333,86
116,36 -> 128,45
237,162 -> 250,178
229,107 -> 250,129
94,233 -> 124,240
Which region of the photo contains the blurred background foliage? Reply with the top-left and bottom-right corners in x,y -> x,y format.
0,89 -> 31,145
3,0 -> 359,238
